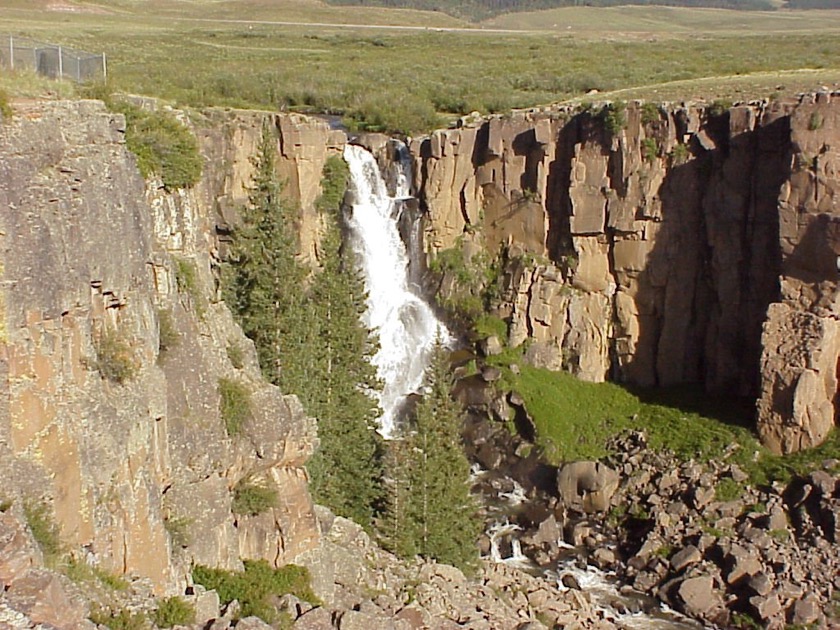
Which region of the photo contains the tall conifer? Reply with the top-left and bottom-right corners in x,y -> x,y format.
304,156 -> 385,526
381,340 -> 482,572
222,123 -> 307,386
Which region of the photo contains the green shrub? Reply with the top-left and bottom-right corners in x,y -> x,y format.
670,143 -> 690,166
600,101 -> 626,136
192,560 -> 319,623
23,501 -> 62,564
63,558 -> 128,590
173,257 -> 205,317
474,314 -> 508,341
219,378 -> 251,436
164,515 -> 193,548
157,309 -> 178,355
641,137 -> 659,163
95,329 -> 137,384
0,88 -> 12,121
77,79 -> 114,105
808,111 -> 824,131
232,481 -> 278,516
708,99 -> 732,118
89,604 -> 147,630
226,343 -> 245,369
316,155 -> 349,213
113,102 -> 202,190
641,102 -> 660,125
714,478 -> 743,502
153,597 -> 196,628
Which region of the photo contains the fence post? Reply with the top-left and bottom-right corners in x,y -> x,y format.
58,45 -> 63,79
9,35 -> 13,70
102,52 -> 107,80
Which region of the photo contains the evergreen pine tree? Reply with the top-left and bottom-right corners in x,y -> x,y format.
224,144 -> 385,531
302,156 -> 385,529
222,123 -> 308,386
382,339 -> 482,572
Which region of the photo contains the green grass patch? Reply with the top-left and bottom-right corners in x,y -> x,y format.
89,604 -> 147,630
62,558 -> 128,591
192,560 -> 319,623
0,88 -> 12,121
232,481 -> 278,516
173,257 -> 206,316
496,363 -> 840,487
157,308 -> 178,356
226,342 -> 245,369
95,329 -> 137,384
219,378 -> 251,437
164,515 -> 193,549
112,102 -> 202,190
715,478 -> 743,502
473,314 -> 508,341
153,597 -> 196,628
23,501 -> 63,564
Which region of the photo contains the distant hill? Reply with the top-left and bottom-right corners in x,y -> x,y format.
324,0 -> 837,20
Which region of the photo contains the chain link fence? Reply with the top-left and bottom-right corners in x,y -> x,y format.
0,34 -> 106,82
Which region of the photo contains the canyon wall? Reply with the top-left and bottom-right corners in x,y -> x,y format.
412,92 -> 840,454
0,100 -> 341,594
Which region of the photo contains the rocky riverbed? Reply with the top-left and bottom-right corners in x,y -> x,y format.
465,391 -> 840,629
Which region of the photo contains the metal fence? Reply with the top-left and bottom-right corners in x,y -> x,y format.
0,34 -> 106,82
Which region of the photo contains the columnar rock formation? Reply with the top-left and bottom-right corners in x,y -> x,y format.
412,92 -> 840,453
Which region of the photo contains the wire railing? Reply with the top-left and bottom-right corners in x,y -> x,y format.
0,34 -> 106,82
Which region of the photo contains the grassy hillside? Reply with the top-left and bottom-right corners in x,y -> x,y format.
322,0 -> 840,21
482,4 -> 840,31
0,0 -> 838,132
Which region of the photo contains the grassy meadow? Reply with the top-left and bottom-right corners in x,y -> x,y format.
0,0 -> 838,132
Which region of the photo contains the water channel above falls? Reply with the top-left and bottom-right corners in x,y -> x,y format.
342,142 -> 703,629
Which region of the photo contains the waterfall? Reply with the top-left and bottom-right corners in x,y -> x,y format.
343,143 -> 449,437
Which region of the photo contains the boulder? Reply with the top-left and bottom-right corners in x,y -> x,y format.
677,575 -> 722,617
557,462 -> 619,513
792,593 -> 821,625
294,607 -> 336,630
4,569 -> 87,628
670,545 -> 702,572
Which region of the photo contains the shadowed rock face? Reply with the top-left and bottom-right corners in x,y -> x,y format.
0,101 -> 327,593
411,92 -> 840,453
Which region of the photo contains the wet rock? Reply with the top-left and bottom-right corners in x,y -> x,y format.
592,548 -> 616,569
560,574 -> 581,590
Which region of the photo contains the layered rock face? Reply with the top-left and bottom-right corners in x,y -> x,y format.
0,101 -> 336,594
412,92 -> 840,453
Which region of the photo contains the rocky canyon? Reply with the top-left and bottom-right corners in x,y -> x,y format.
0,89 -> 838,628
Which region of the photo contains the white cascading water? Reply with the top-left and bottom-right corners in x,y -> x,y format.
343,143 -> 449,437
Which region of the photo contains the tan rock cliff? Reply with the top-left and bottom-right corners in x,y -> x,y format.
0,100 -> 333,594
413,92 -> 840,453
